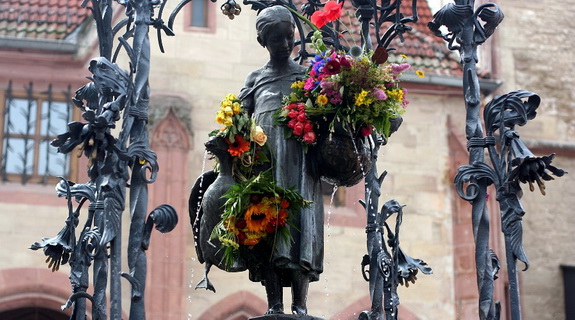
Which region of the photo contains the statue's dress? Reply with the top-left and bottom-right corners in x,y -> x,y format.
239,61 -> 324,284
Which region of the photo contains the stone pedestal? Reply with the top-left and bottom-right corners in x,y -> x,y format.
250,315 -> 324,320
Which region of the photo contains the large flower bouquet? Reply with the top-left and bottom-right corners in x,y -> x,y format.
275,1 -> 420,149
208,94 -> 308,268
275,31 -> 411,148
211,170 -> 309,268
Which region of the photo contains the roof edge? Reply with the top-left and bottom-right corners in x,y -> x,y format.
402,72 -> 503,95
0,37 -> 78,53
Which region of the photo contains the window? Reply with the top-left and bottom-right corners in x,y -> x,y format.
190,0 -> 209,28
185,0 -> 216,32
1,82 -> 77,184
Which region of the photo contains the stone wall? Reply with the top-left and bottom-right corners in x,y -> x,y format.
496,1 -> 575,319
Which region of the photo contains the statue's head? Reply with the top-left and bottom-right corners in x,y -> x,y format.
256,6 -> 296,61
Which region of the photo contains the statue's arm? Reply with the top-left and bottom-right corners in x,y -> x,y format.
239,70 -> 259,116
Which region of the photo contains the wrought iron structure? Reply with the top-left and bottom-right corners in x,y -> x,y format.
358,134 -> 432,320
29,0 -> 180,318
429,1 -> 566,320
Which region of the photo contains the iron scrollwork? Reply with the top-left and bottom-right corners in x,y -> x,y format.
359,136 -> 432,320
431,2 -> 566,320
30,0 -> 181,318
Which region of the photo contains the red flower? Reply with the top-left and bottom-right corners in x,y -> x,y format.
324,59 -> 341,75
311,1 -> 342,28
339,55 -> 352,69
265,222 -> 277,234
311,11 -> 330,28
278,209 -> 288,226
293,122 -> 305,136
296,113 -> 307,122
360,125 -> 373,137
324,0 -> 343,20
303,122 -> 313,133
236,219 -> 247,229
303,131 -> 317,143
226,135 -> 250,157
238,232 -> 246,244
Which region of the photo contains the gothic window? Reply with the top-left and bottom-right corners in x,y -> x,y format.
0,82 -> 77,184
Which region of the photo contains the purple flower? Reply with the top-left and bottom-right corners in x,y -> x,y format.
329,92 -> 343,104
320,80 -> 335,90
391,63 -> 411,75
372,88 -> 387,100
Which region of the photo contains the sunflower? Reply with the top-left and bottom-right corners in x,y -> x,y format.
416,70 -> 425,78
226,135 -> 250,157
244,203 -> 272,233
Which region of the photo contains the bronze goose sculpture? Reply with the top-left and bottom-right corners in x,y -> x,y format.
189,135 -> 246,292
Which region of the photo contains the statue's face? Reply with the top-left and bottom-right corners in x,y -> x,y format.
263,21 -> 294,61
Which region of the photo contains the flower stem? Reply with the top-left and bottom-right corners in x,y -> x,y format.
283,5 -> 320,32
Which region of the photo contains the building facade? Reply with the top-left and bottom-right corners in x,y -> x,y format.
0,0 -> 573,319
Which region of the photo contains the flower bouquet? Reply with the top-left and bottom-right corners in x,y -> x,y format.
210,93 -> 270,180
274,3 -> 415,185
210,170 -> 310,268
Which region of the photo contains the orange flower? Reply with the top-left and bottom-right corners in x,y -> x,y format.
226,135 -> 250,157
243,232 -> 263,246
244,203 -> 272,233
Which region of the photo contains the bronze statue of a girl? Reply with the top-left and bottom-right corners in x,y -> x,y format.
239,5 -> 324,316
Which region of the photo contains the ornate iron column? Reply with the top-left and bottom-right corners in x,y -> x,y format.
429,2 -> 566,320
30,0 -> 181,318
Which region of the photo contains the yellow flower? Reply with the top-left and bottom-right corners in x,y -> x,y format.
215,111 -> 226,124
316,94 -> 328,106
291,81 -> 305,89
354,90 -> 370,106
223,106 -> 234,116
219,236 -> 240,249
416,70 -> 425,78
225,93 -> 238,101
250,125 -> 267,146
223,216 -> 239,234
232,102 -> 241,115
223,116 -> 233,127
386,89 -> 404,103
400,54 -> 408,59
221,99 -> 232,108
